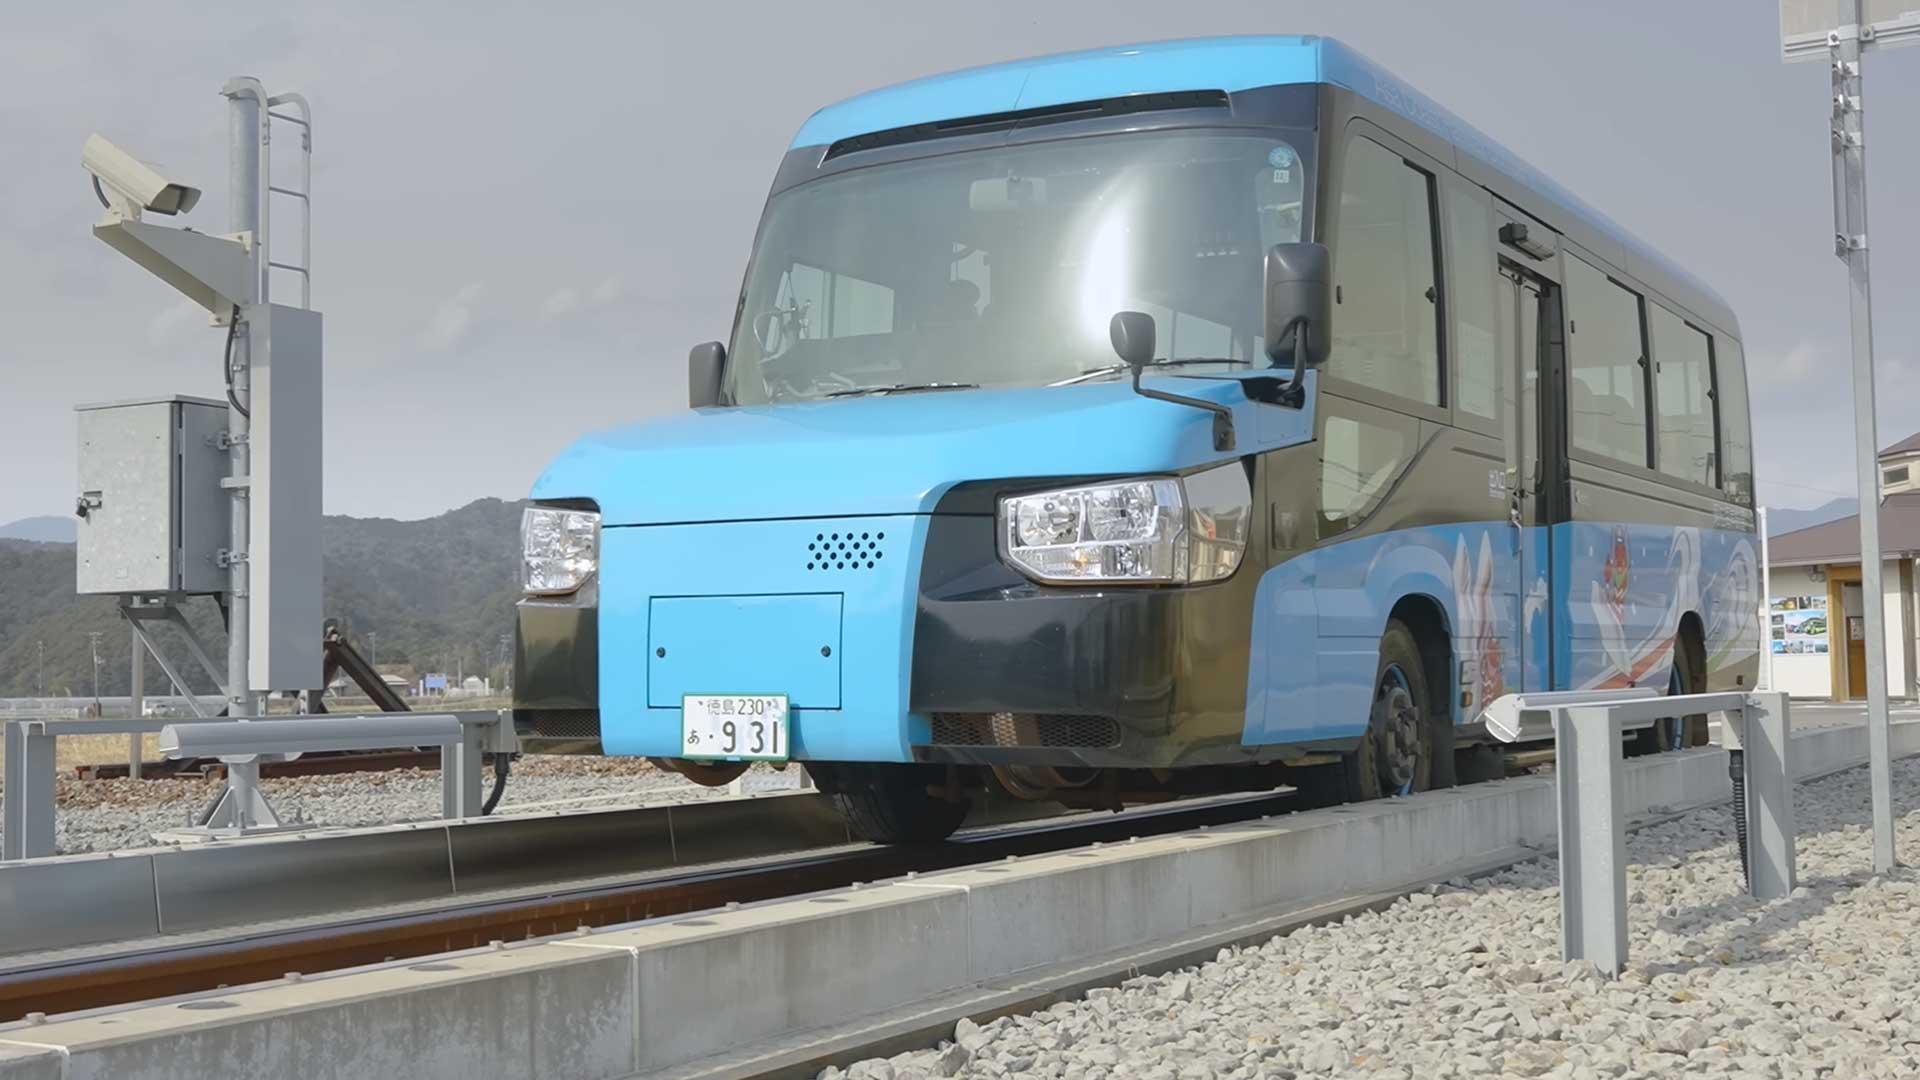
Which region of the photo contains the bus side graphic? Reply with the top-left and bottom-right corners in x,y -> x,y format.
1245,521 -> 1760,746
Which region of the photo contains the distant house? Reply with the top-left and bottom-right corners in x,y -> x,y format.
1878,432 -> 1920,495
1768,430 -> 1920,701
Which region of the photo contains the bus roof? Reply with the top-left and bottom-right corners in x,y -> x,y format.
791,35 -> 1733,329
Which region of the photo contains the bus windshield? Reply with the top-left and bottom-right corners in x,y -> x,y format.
725,130 -> 1311,405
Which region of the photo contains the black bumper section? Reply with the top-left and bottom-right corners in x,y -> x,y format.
911,587 -> 1178,726
511,582 -> 601,754
905,507 -> 1265,770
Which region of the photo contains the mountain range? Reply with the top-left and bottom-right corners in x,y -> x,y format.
0,516 -> 77,544
0,489 -> 1870,699
0,499 -> 525,698
1765,497 -> 1857,537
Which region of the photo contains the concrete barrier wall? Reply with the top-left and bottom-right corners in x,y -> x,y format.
0,749 -> 1729,1079
0,780 -> 1081,958
1,722 -> 1908,1079
0,790 -> 852,957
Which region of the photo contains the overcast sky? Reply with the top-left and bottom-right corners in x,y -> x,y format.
4,0 -> 1916,524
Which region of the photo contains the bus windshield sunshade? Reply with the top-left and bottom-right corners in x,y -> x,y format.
822,90 -> 1231,161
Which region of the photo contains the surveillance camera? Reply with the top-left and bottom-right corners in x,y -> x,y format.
81,133 -> 201,218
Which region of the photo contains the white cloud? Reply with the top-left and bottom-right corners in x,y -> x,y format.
588,275 -> 624,306
144,300 -> 207,349
420,283 -> 485,351
539,288 -> 581,319
1749,340 -> 1821,387
538,276 -> 625,321
537,276 -> 625,321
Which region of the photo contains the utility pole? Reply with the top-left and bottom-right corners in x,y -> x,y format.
35,640 -> 46,698
368,631 -> 377,669
223,78 -> 261,723
79,75 -> 318,837
1831,1 -> 1895,873
1781,0 -> 1920,872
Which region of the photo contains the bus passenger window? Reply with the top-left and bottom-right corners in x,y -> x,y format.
1330,137 -> 1441,407
1716,340 -> 1754,502
1650,304 -> 1716,486
1443,179 -> 1497,422
1320,411 -> 1412,536
1565,255 -> 1649,468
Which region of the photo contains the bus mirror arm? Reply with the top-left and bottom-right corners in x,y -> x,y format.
1267,316 -> 1310,409
1110,310 -> 1236,452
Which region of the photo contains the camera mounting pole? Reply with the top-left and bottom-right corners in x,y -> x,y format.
83,78 -> 323,835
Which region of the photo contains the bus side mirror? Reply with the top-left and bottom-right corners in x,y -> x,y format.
1109,310 -> 1156,374
1264,242 -> 1331,369
689,341 -> 726,408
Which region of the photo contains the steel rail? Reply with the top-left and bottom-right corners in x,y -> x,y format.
0,789 -> 1303,1021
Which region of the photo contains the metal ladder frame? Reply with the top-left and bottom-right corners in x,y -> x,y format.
262,93 -> 313,309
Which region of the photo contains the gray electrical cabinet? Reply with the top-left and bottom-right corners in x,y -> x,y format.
74,396 -> 229,595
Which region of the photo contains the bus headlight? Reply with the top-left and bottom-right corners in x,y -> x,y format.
998,463 -> 1250,584
522,506 -> 600,594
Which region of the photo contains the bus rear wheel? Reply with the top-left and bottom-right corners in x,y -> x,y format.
815,764 -> 969,844
1633,632 -> 1707,755
1298,620 -> 1435,806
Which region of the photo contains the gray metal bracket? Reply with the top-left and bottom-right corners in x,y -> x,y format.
121,596 -> 228,719
1485,689 -> 1796,978
1,722 -> 57,861
178,758 -> 289,838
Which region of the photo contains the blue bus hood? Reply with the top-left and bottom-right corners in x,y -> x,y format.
533,375 -> 1315,524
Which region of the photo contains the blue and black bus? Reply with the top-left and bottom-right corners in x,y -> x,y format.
513,36 -> 1761,841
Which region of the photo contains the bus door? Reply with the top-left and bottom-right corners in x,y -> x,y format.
1495,230 -> 1566,691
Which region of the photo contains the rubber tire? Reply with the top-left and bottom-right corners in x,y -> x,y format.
1295,620 -> 1436,806
825,765 -> 969,844
1633,634 -> 1707,756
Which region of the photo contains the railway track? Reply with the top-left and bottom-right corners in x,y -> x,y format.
75,748 -> 443,781
0,788 -> 1305,1022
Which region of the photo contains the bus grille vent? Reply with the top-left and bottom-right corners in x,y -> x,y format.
929,712 -> 1120,749
805,529 -> 889,572
527,710 -> 601,741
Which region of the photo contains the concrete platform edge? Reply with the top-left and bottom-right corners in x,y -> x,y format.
0,720 -> 1908,1080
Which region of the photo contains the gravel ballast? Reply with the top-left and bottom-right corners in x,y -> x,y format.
5,757 -> 804,855
827,758 -> 1920,1080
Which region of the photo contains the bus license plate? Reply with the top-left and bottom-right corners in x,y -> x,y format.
681,694 -> 788,761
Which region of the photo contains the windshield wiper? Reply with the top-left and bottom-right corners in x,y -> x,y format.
1048,357 -> 1250,388
821,381 -> 981,398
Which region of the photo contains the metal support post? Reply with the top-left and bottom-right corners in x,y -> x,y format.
219,78 -> 271,832
197,759 -> 282,834
1555,705 -> 1629,977
1832,3 -> 1898,872
128,619 -> 144,779
2,722 -> 58,860
1730,692 -> 1799,899
442,734 -> 486,819
1759,507 -> 1776,691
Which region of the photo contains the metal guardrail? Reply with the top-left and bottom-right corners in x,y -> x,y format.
2,711 -> 512,860
1485,689 -> 1795,977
